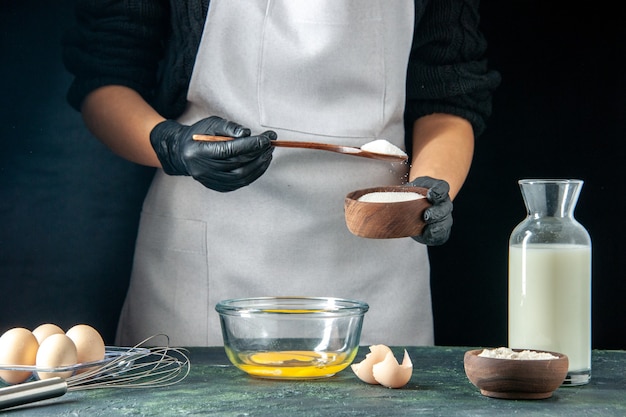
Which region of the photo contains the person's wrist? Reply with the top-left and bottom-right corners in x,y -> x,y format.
150,120 -> 187,176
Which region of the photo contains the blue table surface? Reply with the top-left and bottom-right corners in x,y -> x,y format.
2,346 -> 625,416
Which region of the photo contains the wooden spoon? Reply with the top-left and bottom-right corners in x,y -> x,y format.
192,134 -> 408,163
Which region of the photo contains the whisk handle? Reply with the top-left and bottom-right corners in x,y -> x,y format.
0,377 -> 68,410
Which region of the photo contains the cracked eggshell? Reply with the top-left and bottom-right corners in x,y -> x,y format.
372,349 -> 413,388
351,344 -> 393,384
351,345 -> 391,384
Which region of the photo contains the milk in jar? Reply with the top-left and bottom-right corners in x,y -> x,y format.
508,244 -> 591,375
508,179 -> 592,386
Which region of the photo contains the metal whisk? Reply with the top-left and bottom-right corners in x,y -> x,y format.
0,334 -> 190,410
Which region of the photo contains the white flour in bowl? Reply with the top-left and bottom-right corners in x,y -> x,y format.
357,192 -> 425,203
478,347 -> 559,360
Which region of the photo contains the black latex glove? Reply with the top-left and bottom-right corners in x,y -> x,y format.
150,116 -> 275,192
409,176 -> 453,246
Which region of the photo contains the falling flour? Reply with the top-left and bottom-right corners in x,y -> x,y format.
478,347 -> 559,360
360,139 -> 408,157
357,192 -> 425,203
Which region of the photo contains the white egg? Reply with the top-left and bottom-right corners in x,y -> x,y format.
351,344 -> 413,388
32,323 -> 65,345
65,324 -> 105,372
0,328 -> 39,384
36,334 -> 78,380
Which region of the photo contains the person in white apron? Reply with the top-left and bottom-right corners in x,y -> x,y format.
63,1 -> 500,346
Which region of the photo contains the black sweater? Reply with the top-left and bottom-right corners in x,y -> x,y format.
62,0 -> 500,137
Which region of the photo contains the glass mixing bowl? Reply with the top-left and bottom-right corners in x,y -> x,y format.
215,297 -> 369,379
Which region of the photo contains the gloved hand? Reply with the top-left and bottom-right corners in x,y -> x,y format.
409,176 -> 453,246
150,116 -> 275,192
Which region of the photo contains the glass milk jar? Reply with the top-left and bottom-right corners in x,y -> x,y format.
508,179 -> 592,385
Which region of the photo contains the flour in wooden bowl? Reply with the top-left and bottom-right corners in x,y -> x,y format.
478,347 -> 559,360
357,191 -> 425,203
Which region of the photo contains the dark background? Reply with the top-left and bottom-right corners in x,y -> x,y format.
1,1 -> 624,348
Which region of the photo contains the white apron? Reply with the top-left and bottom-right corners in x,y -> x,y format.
116,0 -> 434,347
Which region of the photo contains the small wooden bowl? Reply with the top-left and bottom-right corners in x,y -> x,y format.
464,349 -> 569,400
344,186 -> 431,239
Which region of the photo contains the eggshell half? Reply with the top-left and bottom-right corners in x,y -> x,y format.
36,334 -> 78,380
32,323 -> 65,345
65,324 -> 105,372
0,328 -> 39,384
372,349 -> 413,388
351,344 -> 393,384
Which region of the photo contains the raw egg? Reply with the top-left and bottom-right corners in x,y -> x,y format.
0,328 -> 39,384
351,344 -> 413,388
32,323 -> 65,345
65,324 -> 105,371
35,334 -> 78,380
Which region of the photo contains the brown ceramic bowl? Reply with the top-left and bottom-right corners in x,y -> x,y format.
464,349 -> 569,400
344,186 -> 431,239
